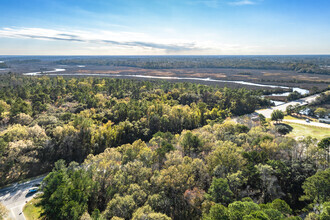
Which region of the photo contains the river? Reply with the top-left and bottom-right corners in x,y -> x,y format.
23,69 -> 310,99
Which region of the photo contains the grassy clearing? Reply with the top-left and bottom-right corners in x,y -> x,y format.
23,197 -> 42,220
285,122 -> 330,140
284,115 -> 304,120
284,115 -> 317,121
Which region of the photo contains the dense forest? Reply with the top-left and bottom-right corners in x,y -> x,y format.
41,126 -> 329,220
54,55 -> 330,75
0,62 -> 7,68
0,74 -> 270,186
0,75 -> 329,220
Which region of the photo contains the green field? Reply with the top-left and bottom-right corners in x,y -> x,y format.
23,198 -> 42,220
284,115 -> 317,122
285,122 -> 330,140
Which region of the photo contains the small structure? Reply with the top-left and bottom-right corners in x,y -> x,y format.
250,113 -> 260,122
319,117 -> 330,124
299,108 -> 311,116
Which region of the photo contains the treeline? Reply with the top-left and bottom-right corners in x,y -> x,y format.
0,75 -> 270,186
285,91 -> 330,117
309,91 -> 330,107
40,121 -> 330,219
5,59 -> 41,64
55,55 -> 330,75
0,62 -> 7,68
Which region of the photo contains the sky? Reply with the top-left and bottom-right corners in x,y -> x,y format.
0,0 -> 330,55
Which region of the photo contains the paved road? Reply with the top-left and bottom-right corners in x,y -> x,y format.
0,176 -> 45,220
283,119 -> 330,129
256,94 -> 320,118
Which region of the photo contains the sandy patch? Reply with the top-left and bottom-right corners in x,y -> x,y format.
233,75 -> 250,77
76,70 -> 120,74
263,73 -> 282,76
148,70 -> 177,77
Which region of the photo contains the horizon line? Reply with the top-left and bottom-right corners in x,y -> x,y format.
1,54 -> 330,57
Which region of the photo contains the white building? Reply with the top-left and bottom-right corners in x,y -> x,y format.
319,116 -> 330,124
299,108 -> 311,116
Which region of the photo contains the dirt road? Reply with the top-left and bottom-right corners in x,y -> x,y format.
256,94 -> 320,118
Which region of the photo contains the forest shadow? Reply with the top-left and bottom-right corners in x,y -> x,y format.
275,123 -> 293,135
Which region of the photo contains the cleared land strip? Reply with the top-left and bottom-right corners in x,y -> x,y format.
283,119 -> 330,129
0,176 -> 45,220
256,93 -> 320,118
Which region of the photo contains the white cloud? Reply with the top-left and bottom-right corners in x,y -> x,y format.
0,27 -> 199,52
187,0 -> 261,7
0,27 -> 265,55
229,0 -> 257,6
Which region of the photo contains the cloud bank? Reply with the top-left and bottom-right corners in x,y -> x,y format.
0,27 -> 198,53
189,0 -> 261,7
229,0 -> 256,6
0,27 -> 264,55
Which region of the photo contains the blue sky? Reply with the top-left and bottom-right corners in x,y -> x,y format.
0,0 -> 329,55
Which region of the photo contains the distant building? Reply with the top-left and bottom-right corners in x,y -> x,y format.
251,116 -> 259,121
299,108 -> 311,116
316,114 -> 330,119
319,117 -> 330,124
251,113 -> 260,121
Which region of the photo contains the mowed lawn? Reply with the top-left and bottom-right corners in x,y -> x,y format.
285,122 -> 330,140
23,197 -> 42,220
284,115 -> 317,122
